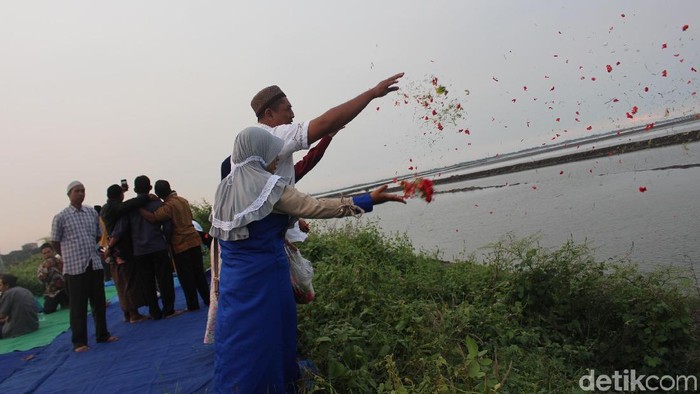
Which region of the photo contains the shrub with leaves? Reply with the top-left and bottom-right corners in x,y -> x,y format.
296,222 -> 699,393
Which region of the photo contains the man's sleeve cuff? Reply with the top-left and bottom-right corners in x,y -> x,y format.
351,193 -> 374,213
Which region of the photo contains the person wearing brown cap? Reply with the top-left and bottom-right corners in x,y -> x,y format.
51,181 -> 118,352
221,72 -> 404,186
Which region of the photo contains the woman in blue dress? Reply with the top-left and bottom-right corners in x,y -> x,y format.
209,127 -> 405,393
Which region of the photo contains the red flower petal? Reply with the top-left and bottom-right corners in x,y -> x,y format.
639,186 -> 647,192
376,106 -> 380,111
621,13 -> 625,18
559,171 -> 564,175
512,98 -> 517,103
550,86 -> 555,91
645,123 -> 655,130
523,86 -> 528,91
612,98 -> 619,102
591,77 -> 597,81
682,24 -> 689,31
692,67 -> 698,72
586,126 -> 593,130
662,69 -> 668,77
662,43 -> 667,49
606,64 -> 613,73
626,112 -> 633,119
556,118 -> 560,122
644,86 -> 649,92
631,106 -> 638,114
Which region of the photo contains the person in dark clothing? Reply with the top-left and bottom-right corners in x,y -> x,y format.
101,185 -> 149,323
0,274 -> 39,339
128,176 -> 181,320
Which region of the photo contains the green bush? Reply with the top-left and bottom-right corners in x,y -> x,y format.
296,222 -> 700,393
5,253 -> 44,296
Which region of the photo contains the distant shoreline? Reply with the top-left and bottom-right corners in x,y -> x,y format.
324,128 -> 700,197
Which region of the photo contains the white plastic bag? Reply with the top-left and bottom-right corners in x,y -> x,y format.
285,244 -> 315,304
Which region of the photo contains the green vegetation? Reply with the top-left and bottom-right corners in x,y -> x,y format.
190,199 -> 212,234
4,253 -> 44,296
296,221 -> 700,393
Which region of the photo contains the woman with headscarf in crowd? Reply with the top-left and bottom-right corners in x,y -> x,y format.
209,127 -> 405,393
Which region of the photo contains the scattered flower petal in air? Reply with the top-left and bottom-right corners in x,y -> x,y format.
644,87 -> 649,92
591,77 -> 597,81
631,106 -> 638,114
639,186 -> 647,192
586,126 -> 593,131
492,76 -> 499,82
376,107 -> 380,111
606,64 -> 613,73
626,112 -> 633,119
550,86 -> 555,91
682,24 -> 689,31
512,98 -> 517,103
662,69 -> 668,77
559,170 -> 564,175
645,123 -> 655,130
616,61 -> 621,66
692,67 -> 697,72
612,98 -> 619,102
400,177 -> 434,203
621,13 -> 625,17
523,86 -> 528,91
662,43 -> 667,49
532,186 -> 537,190
556,118 -> 560,122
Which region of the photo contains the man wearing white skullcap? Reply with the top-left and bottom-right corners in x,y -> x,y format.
51,181 -> 118,352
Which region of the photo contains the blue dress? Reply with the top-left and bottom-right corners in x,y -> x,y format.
215,213 -> 299,393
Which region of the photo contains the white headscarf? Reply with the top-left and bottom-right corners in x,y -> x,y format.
209,127 -> 287,241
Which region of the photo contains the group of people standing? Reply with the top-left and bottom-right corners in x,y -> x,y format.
4,72 -> 408,392
49,176 -> 209,352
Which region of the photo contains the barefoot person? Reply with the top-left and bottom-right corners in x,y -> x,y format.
210,127 -> 405,392
51,181 -> 118,352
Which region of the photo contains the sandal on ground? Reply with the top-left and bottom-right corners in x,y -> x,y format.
97,336 -> 119,343
129,315 -> 149,323
73,345 -> 90,353
164,310 -> 185,319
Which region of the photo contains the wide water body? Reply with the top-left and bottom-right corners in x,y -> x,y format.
322,141 -> 700,273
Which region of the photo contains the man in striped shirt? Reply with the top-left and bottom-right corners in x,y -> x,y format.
51,181 -> 118,352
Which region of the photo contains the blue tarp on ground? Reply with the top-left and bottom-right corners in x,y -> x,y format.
0,278 -> 214,393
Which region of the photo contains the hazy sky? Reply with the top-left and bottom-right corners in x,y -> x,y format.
1,1 -> 698,253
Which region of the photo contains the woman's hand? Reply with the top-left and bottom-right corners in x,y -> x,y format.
369,185 -> 406,205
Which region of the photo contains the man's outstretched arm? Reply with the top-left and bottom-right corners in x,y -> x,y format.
306,72 -> 403,145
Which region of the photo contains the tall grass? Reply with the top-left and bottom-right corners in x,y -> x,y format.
297,222 -> 699,393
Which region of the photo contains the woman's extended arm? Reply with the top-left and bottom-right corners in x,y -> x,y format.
273,185 -> 404,219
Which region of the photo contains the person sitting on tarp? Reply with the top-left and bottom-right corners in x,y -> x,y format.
0,274 -> 39,339
37,243 -> 69,314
